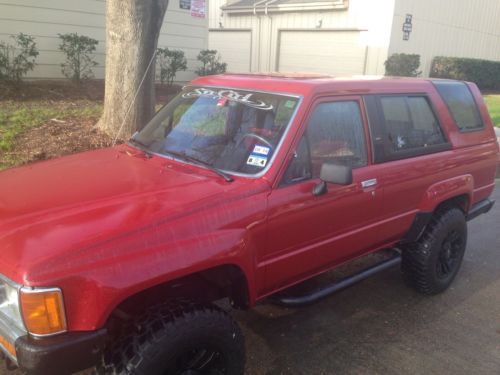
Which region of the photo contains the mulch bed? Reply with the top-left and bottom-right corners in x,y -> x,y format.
0,80 -> 182,168
0,80 -> 105,101
0,80 -> 180,103
5,117 -> 114,166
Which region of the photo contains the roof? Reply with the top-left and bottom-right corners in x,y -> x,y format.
190,73 -> 437,97
222,0 -> 348,13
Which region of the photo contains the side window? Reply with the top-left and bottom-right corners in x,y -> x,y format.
281,100 -> 367,185
379,96 -> 446,153
433,81 -> 483,131
308,101 -> 367,177
280,135 -> 312,185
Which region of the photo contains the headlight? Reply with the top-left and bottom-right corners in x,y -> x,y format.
0,280 -> 23,329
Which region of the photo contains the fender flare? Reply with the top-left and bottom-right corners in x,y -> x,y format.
403,175 -> 473,243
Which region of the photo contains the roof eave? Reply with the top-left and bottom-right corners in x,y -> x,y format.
222,1 -> 348,14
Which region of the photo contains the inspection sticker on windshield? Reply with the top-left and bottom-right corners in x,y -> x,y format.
247,155 -> 267,168
284,100 -> 296,109
252,145 -> 270,156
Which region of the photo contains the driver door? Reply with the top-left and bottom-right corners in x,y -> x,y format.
261,97 -> 385,293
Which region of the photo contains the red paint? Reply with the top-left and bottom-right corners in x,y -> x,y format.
0,75 -> 498,331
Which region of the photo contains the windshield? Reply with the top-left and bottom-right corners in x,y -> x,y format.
132,86 -> 299,175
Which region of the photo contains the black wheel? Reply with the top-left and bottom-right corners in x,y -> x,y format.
98,301 -> 245,375
402,207 -> 467,295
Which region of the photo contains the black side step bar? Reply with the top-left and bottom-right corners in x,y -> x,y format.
272,250 -> 401,307
466,198 -> 495,222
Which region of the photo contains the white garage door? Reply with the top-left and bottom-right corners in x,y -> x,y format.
209,30 -> 252,73
278,31 -> 367,76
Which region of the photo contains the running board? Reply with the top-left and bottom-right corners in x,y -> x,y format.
272,250 -> 401,307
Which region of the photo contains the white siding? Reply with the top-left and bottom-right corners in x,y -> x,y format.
389,0 -> 500,76
209,0 -> 226,29
209,30 -> 252,72
209,0 -> 396,75
278,30 -> 367,75
0,0 -> 208,81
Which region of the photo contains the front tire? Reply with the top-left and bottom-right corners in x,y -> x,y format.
402,207 -> 467,295
98,300 -> 245,375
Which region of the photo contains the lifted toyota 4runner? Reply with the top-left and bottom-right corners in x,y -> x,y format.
0,74 -> 498,374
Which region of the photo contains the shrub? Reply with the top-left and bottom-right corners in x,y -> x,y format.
157,48 -> 188,86
430,56 -> 500,90
196,49 -> 227,76
58,33 -> 99,82
384,53 -> 421,77
0,33 -> 39,82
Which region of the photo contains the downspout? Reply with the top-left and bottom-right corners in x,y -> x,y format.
255,2 -> 261,71
265,1 -> 275,72
253,0 -> 275,72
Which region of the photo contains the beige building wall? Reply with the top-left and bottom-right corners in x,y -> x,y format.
389,0 -> 500,76
210,0 -> 396,75
0,0 -> 208,81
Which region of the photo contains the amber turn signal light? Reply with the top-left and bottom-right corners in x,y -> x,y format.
20,288 -> 67,336
0,334 -> 16,358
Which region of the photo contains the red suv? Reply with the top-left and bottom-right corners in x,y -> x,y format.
0,74 -> 498,374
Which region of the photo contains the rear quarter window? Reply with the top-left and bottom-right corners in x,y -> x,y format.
379,95 -> 447,151
364,94 -> 450,163
433,81 -> 484,132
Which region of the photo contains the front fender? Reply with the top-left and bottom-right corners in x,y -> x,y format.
23,186 -> 269,331
52,228 -> 259,331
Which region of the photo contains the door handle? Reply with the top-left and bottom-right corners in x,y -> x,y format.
361,178 -> 378,188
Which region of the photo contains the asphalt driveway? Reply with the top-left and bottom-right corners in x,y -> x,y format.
1,181 -> 499,375
237,180 -> 500,375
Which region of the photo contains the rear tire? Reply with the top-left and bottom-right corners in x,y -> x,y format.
402,207 -> 467,295
97,300 -> 245,375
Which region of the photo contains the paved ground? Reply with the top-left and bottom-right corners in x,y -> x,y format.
2,181 -> 499,374
237,180 -> 500,375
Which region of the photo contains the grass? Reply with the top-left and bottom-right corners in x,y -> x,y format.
484,95 -> 500,127
0,101 -> 103,152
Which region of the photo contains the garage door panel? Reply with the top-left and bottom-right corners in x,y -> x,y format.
278,31 -> 366,75
209,31 -> 251,73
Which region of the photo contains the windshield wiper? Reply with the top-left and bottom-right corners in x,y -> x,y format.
163,149 -> 234,183
128,138 -> 153,158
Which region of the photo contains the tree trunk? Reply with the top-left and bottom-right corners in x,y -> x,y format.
98,0 -> 169,140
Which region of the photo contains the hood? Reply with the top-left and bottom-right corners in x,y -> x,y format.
0,145 -> 268,283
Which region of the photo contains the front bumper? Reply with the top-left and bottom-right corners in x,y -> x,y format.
14,329 -> 107,374
0,311 -> 25,365
0,318 -> 106,374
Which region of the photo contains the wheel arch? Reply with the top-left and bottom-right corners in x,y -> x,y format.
403,176 -> 473,243
418,175 -> 473,213
101,263 -> 251,328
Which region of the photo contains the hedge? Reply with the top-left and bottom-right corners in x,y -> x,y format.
430,56 -> 500,90
384,53 -> 421,77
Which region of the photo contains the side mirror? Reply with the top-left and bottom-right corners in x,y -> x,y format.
313,163 -> 353,196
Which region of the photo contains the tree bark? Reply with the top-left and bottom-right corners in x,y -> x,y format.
98,0 -> 169,140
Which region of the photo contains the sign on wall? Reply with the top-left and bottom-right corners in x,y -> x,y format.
402,14 -> 413,41
180,0 -> 190,10
190,0 -> 206,18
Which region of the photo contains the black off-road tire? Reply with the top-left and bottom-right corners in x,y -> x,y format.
97,300 -> 245,375
402,207 -> 467,295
